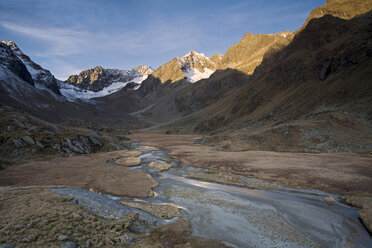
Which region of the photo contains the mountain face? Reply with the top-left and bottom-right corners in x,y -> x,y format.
1,40 -> 61,95
220,31 -> 294,74
150,32 -> 293,84
0,42 -> 34,87
65,65 -> 152,92
60,65 -> 153,100
151,51 -> 220,83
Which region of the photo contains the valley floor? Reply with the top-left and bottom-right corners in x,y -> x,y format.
131,132 -> 372,196
0,132 -> 371,247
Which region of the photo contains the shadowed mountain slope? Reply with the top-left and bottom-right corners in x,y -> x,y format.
149,11 -> 372,152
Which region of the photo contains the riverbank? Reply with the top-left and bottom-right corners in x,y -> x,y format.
131,132 -> 372,196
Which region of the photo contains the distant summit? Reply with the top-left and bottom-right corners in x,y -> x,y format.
65,65 -> 153,92
60,65 -> 153,100
151,51 -> 221,83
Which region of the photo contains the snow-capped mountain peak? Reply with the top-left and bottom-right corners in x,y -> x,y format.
0,40 -> 61,94
59,65 -> 153,101
178,51 -> 217,83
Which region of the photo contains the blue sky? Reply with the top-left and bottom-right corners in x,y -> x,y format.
0,0 -> 325,80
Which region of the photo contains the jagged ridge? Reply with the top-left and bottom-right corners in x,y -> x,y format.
1,40 -> 61,95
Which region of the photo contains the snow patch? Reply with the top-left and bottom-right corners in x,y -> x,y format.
131,74 -> 148,84
280,33 -> 288,38
183,68 -> 214,83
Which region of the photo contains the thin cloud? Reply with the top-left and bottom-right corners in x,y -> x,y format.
2,21 -> 203,57
2,22 -> 88,56
1,19 -> 206,78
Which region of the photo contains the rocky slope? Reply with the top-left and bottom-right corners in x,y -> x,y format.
151,51 -> 221,83
219,31 -> 294,74
1,40 -> 61,95
0,104 -> 134,169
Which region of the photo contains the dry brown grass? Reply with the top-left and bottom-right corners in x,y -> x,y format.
0,187 -> 139,247
0,150 -> 157,197
131,132 -> 372,196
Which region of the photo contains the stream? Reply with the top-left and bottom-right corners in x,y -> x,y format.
52,144 -> 372,248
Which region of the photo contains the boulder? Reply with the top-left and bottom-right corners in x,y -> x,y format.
58,234 -> 68,241
36,141 -> 47,149
359,207 -> 372,234
324,196 -> 336,204
22,136 -> 35,145
148,162 -> 172,171
60,242 -> 77,248
116,157 -> 141,167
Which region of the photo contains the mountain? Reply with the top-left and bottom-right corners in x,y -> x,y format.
0,41 -> 140,127
1,0 -> 371,154
61,65 -> 153,100
219,31 -> 294,74
151,51 -> 220,83
143,0 -> 372,153
1,40 -> 61,95
148,32 -> 293,85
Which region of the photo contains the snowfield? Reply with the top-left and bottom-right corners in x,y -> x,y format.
58,75 -> 148,101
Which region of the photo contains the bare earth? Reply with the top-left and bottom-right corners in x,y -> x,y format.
131,132 -> 372,196
0,150 -> 157,198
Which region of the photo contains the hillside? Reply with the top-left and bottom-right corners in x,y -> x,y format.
148,9 -> 372,153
